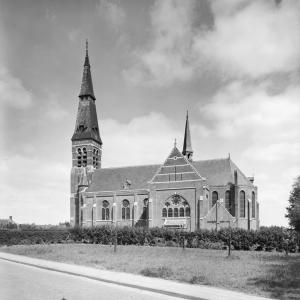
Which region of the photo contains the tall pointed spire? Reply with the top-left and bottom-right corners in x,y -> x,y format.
182,110 -> 193,160
79,39 -> 96,100
72,40 -> 102,145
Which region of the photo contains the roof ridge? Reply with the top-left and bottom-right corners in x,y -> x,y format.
192,157 -> 228,163
99,163 -> 160,170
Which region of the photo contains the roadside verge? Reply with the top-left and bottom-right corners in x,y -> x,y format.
0,252 -> 274,300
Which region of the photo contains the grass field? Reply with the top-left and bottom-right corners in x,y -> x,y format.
1,244 -> 299,300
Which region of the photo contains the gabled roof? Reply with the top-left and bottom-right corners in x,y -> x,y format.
87,164 -> 160,192
86,157 -> 253,192
192,157 -> 252,186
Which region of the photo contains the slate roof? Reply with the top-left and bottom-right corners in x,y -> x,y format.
87,164 -> 160,192
87,157 -> 253,192
182,111 -> 193,155
79,44 -> 95,100
72,44 -> 102,144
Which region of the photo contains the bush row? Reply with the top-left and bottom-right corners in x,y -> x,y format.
0,226 -> 298,252
0,229 -> 70,246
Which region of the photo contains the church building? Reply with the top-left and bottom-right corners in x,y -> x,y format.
70,44 -> 260,231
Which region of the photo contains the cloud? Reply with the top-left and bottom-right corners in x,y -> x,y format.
98,0 -> 126,32
124,0 -> 197,86
0,67 -> 33,109
43,94 -> 69,121
68,29 -> 80,42
0,154 -> 69,224
200,82 -> 300,146
124,0 -> 300,86
195,0 -> 300,79
101,112 -> 181,167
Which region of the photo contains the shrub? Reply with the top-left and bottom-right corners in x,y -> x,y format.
0,226 -> 298,252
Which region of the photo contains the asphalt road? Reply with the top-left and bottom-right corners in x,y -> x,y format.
0,259 -> 178,300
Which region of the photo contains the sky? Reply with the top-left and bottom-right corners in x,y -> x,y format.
0,0 -> 299,226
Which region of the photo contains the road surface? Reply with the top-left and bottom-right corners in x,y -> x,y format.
0,259 -> 179,300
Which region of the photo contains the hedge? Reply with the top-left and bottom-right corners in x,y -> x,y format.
0,226 -> 298,252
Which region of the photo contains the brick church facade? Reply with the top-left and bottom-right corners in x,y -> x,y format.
70,44 -> 260,231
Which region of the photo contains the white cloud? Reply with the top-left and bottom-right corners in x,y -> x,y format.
68,29 -> 80,42
0,154 -> 69,224
124,0 -> 197,86
124,0 -> 300,86
0,67 -> 33,109
101,112 -> 181,167
43,94 -> 69,121
195,0 -> 300,79
98,0 -> 126,32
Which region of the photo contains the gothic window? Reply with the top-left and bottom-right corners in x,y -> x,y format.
122,199 -> 130,220
82,148 -> 87,167
162,208 -> 167,217
102,200 -> 110,220
225,190 -> 230,211
240,191 -> 246,218
179,207 -> 184,217
252,192 -> 255,218
212,191 -> 218,207
77,148 -> 82,167
174,207 -> 179,217
162,194 -> 190,218
185,206 -> 190,217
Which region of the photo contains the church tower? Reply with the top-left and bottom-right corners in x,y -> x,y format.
182,111 -> 193,160
71,40 -> 102,169
70,41 -> 102,227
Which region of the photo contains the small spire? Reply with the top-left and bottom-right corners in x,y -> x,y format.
228,153 -> 231,159
182,110 -> 193,160
174,138 -> 177,148
86,39 -> 88,56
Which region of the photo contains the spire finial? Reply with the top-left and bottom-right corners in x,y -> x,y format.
86,39 -> 88,56
174,138 -> 177,148
186,110 -> 189,118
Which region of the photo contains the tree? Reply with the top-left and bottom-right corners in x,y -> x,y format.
286,176 -> 300,233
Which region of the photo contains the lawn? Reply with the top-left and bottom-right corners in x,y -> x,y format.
1,244 -> 299,300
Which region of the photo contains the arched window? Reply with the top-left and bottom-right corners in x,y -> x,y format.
212,191 -> 218,207
82,147 -> 87,167
102,200 -> 110,220
185,206 -> 190,217
174,207 -> 178,217
162,208 -> 167,217
179,207 -> 184,217
122,199 -> 130,220
240,191 -> 245,218
162,194 -> 190,218
225,190 -> 230,211
252,192 -> 255,218
77,148 -> 82,167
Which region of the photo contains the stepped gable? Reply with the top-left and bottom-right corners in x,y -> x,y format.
192,157 -> 253,186
87,164 -> 160,192
150,145 -> 202,183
